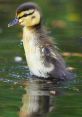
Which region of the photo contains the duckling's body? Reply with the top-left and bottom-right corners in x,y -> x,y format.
22,25 -> 71,79
8,2 -> 73,80
23,27 -> 54,78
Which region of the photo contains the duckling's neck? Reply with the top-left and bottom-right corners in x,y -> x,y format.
22,26 -> 39,58
23,26 -> 36,42
22,25 -> 45,48
22,26 -> 38,77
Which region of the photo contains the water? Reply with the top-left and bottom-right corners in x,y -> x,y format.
0,0 -> 82,117
0,57 -> 81,117
0,68 -> 75,117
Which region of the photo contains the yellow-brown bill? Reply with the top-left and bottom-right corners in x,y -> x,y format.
8,18 -> 19,27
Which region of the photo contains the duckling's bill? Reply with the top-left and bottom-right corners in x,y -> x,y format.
8,18 -> 19,27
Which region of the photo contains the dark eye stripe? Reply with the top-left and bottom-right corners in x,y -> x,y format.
18,10 -> 34,19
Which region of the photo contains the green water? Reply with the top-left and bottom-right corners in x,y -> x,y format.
0,0 -> 82,117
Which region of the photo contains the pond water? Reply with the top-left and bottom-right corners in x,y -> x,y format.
0,1 -> 82,117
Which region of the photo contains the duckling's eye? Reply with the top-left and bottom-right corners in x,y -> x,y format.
18,10 -> 35,19
18,14 -> 28,19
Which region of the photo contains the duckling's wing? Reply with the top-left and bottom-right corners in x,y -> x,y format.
43,46 -> 74,80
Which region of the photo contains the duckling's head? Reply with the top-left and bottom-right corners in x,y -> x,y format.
8,2 -> 42,28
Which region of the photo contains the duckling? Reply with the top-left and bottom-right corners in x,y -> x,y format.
8,2 -> 73,80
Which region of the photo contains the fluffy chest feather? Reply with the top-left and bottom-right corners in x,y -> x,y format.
22,27 -> 54,77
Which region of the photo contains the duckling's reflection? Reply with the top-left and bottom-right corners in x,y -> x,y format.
19,78 -> 56,117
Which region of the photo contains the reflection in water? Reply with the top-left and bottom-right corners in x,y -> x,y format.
19,78 -> 56,117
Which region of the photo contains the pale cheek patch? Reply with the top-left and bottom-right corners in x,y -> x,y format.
31,10 -> 40,26
19,19 -> 25,26
25,17 -> 32,26
19,19 -> 23,23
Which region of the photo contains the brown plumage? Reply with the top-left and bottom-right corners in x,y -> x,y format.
8,2 -> 74,80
